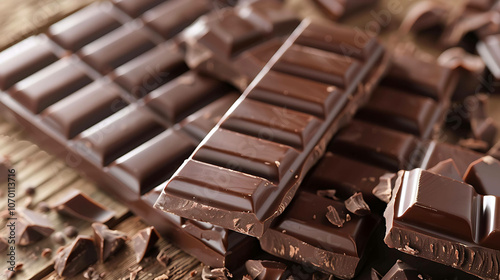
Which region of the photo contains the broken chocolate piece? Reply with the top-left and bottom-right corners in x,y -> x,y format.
325,205 -> 344,227
469,94 -> 498,147
92,223 -> 128,262
344,192 -> 371,216
463,156 -> 500,196
245,259 -> 287,280
372,172 -> 398,203
132,226 -> 160,263
381,260 -> 431,280
53,190 -> 115,223
16,208 -> 54,245
427,158 -> 462,181
54,235 -> 98,277
201,266 -> 229,280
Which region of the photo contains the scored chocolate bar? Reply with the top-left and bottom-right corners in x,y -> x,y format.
0,0 -> 260,268
384,167 -> 500,280
181,0 -> 300,89
155,19 -> 389,238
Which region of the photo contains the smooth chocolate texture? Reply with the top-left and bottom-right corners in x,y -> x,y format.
112,0 -> 165,17
182,0 -> 300,89
92,223 -> 128,262
52,190 -> 116,223
156,20 -> 388,237
54,236 -> 98,277
427,158 -> 462,181
15,208 -> 54,246
245,260 -> 286,280
464,156 -> 500,197
384,169 -> 500,279
132,226 -> 160,263
419,141 -> 483,176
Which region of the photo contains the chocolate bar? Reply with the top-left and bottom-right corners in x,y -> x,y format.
181,0 -> 300,89
0,0 -> 258,268
155,19 -> 389,237
384,167 -> 500,279
313,0 -> 377,20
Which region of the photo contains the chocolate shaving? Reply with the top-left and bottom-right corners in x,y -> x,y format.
325,205 -> 344,227
156,248 -> 171,267
83,267 -> 103,280
54,235 -> 98,277
16,208 -> 54,245
132,226 -> 160,263
129,265 -> 143,280
92,223 -> 128,262
372,172 -> 397,203
344,192 -> 371,216
52,189 -> 115,223
201,266 -> 229,280
316,189 -> 339,200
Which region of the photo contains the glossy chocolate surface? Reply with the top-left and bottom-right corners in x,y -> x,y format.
52,190 -> 116,223
54,236 -> 98,277
156,20 -> 388,237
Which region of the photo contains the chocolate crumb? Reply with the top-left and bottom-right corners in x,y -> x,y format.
129,266 -> 143,280
242,274 -> 252,280
344,192 -> 371,216
24,186 -> 36,196
38,201 -> 51,213
156,249 -> 171,267
154,274 -> 170,280
64,225 -> 78,238
14,263 -> 23,271
52,232 -> 66,245
403,245 -> 419,255
325,205 -> 344,227
41,248 -> 52,258
201,266 -> 229,280
190,270 -> 198,277
316,189 -> 339,200
346,214 -> 351,221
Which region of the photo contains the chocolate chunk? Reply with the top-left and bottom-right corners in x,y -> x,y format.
464,156 -> 500,196
132,226 -> 160,263
245,260 -> 286,280
54,236 -> 98,277
201,266 -> 229,280
372,172 -> 398,203
53,190 -> 115,223
64,225 -> 79,238
381,260 -> 431,280
427,159 -> 462,181
16,208 -> 54,245
384,169 -> 500,279
344,192 -> 371,216
156,249 -> 170,267
468,94 -> 497,147
325,205 -> 344,227
92,223 -> 128,262
316,189 -> 339,200
52,232 -> 66,245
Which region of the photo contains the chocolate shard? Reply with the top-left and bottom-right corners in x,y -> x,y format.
381,260 -> 431,280
372,172 -> 398,203
245,260 -> 286,280
15,208 -> 54,245
463,156 -> 500,196
316,189 -> 339,200
52,190 -> 115,223
132,226 -> 160,263
344,192 -> 371,216
201,266 -> 229,280
92,223 -> 128,262
54,235 -> 98,277
427,159 -> 462,181
384,169 -> 500,279
325,205 -> 344,227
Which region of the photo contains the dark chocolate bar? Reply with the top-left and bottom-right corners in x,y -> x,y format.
181,0 -> 300,89
384,168 -> 500,280
155,19 -> 389,237
0,0 -> 257,268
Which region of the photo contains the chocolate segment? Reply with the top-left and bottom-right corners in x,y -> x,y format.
52,190 -> 116,223
54,236 -> 98,277
156,20 -> 388,237
245,260 -> 286,280
132,226 -> 160,263
15,208 -> 54,246
92,223 -> 128,262
384,169 -> 500,279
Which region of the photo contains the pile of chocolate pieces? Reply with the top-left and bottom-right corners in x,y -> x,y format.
1,0 -> 500,279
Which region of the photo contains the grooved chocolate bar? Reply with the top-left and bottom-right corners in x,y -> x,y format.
155,19 -> 389,237
181,0 -> 300,89
0,0 -> 259,268
384,168 -> 500,280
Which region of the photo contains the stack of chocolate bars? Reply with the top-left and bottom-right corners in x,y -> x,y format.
0,0 -> 499,279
